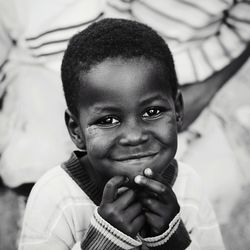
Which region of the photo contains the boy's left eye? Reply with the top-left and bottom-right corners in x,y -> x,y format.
142,107 -> 165,119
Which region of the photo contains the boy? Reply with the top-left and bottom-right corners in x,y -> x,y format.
19,18 -> 225,249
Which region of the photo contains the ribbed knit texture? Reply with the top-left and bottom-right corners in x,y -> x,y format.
166,220 -> 192,250
62,151 -> 103,205
81,208 -> 142,249
140,212 -> 181,247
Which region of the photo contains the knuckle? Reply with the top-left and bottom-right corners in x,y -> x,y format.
160,185 -> 166,193
146,198 -> 152,206
110,206 -> 119,217
116,215 -> 125,225
104,183 -> 113,193
106,179 -> 115,188
99,205 -> 113,219
126,225 -> 135,237
103,205 -> 117,219
106,176 -> 122,187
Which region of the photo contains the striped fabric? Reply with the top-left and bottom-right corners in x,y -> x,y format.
0,59 -> 8,101
140,212 -> 181,247
19,152 -> 225,249
0,0 -> 104,101
25,12 -> 103,58
81,208 -> 142,249
0,60 -> 7,83
105,0 -> 250,84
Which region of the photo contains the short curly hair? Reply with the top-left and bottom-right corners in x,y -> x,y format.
61,18 -> 179,116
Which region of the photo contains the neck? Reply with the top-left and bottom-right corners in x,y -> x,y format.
79,156 -> 107,192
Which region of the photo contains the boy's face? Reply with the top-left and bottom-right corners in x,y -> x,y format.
67,58 -> 183,184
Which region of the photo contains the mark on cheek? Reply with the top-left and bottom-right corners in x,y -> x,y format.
85,126 -> 105,147
85,126 -> 103,153
86,126 -> 99,138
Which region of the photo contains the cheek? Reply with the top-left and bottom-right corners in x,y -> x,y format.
154,116 -> 178,146
85,126 -> 115,158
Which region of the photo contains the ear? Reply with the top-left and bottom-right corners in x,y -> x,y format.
65,109 -> 86,150
174,90 -> 184,132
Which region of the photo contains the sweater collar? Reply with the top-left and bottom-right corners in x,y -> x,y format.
62,151 -> 178,206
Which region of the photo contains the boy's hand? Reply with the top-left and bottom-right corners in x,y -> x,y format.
135,170 -> 180,237
98,176 -> 145,238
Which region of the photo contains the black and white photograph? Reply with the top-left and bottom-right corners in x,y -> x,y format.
0,0 -> 250,249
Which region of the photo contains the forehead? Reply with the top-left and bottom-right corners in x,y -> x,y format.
78,57 -> 173,106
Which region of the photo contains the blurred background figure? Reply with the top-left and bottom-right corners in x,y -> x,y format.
0,0 -> 104,189
0,1 -> 103,248
0,0 -> 250,249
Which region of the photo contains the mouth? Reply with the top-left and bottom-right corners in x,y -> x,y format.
112,153 -> 158,163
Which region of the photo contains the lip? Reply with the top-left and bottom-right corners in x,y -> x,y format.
112,152 -> 158,162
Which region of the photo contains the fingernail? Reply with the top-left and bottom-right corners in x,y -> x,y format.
144,168 -> 153,177
134,175 -> 143,184
117,187 -> 129,195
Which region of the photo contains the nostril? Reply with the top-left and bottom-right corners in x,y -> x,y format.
119,133 -> 149,146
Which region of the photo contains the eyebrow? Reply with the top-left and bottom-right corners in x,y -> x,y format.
88,104 -> 121,114
139,94 -> 171,106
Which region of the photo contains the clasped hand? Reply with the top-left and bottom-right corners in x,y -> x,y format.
98,169 -> 180,238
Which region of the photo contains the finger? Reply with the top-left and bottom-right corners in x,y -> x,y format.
114,189 -> 136,210
144,168 -> 170,187
145,212 -> 166,236
141,197 -> 164,216
124,202 -> 143,222
102,176 -> 128,204
130,214 -> 145,235
135,175 -> 177,203
142,195 -> 180,224
145,211 -> 161,226
143,168 -> 153,178
117,186 -> 129,197
134,175 -> 167,194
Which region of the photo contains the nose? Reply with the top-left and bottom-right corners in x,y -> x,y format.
118,121 -> 149,146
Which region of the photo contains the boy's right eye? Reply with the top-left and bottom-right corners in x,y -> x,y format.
95,116 -> 120,127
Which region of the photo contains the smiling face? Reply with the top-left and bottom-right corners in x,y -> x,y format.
66,57 -> 183,185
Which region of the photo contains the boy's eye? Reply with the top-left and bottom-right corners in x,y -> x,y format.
96,116 -> 120,126
142,107 -> 165,119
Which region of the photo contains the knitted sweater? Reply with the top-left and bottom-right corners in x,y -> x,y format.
19,152 -> 225,249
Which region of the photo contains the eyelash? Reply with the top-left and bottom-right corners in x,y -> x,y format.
94,107 -> 167,127
142,106 -> 166,119
95,116 -> 120,127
